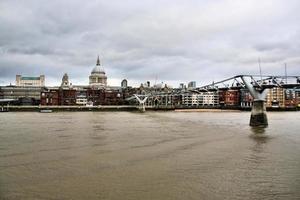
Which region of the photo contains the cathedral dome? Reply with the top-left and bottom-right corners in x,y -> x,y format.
91,56 -> 105,74
89,56 -> 107,87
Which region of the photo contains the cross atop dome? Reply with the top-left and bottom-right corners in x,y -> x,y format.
96,55 -> 100,66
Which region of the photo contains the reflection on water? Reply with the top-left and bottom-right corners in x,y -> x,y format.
0,111 -> 300,200
249,127 -> 270,146
248,127 -> 270,170
251,126 -> 266,134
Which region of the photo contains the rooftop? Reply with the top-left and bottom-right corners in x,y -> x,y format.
21,77 -> 41,80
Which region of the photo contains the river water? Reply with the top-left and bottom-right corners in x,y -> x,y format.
0,111 -> 299,200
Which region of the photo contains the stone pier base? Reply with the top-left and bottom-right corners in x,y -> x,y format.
138,104 -> 146,112
250,100 -> 268,127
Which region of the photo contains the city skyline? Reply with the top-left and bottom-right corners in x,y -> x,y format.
1,0 -> 300,87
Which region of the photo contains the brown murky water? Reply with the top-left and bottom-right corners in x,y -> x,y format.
0,111 -> 300,200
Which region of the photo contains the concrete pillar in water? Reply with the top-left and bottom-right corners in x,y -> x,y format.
138,103 -> 146,112
250,100 -> 268,127
241,76 -> 268,127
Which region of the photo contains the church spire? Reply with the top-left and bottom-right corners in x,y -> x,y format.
96,55 -> 100,66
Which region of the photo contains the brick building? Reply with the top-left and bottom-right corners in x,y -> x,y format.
224,89 -> 240,107
240,89 -> 253,108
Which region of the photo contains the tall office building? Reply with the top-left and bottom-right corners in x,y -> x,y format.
188,81 -> 196,89
121,79 -> 128,88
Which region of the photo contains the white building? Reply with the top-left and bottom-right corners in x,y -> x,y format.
16,75 -> 45,87
182,92 -> 219,107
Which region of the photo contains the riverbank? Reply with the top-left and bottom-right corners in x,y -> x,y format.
1,105 -> 298,112
175,109 -> 242,112
1,105 -> 138,112
175,107 -> 299,112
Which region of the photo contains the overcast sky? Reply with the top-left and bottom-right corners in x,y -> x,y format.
0,0 -> 299,87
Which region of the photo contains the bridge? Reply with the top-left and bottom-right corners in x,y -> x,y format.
127,75 -> 300,127
197,75 -> 300,91
126,94 -> 149,112
198,75 -> 300,127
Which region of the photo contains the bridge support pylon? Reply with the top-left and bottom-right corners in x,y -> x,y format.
241,76 -> 268,127
250,100 -> 268,127
134,94 -> 148,113
138,103 -> 146,112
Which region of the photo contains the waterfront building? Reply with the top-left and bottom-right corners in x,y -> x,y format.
87,88 -> 105,105
16,75 -> 45,87
40,86 -> 126,106
172,94 -> 183,107
224,89 -> 240,107
266,87 -> 285,108
76,89 -> 88,105
40,88 -> 60,106
284,88 -> 297,108
89,56 -> 107,88
295,88 -> 300,107
104,88 -> 123,105
88,87 -> 125,105
202,91 -> 219,106
182,93 -> 198,106
218,89 -> 240,108
41,87 -> 77,106
0,88 -> 3,99
0,85 -> 42,105
60,89 -> 76,105
181,91 -> 219,107
218,89 -> 226,107
240,89 -> 253,108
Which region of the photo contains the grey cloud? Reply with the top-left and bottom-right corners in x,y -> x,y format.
0,0 -> 300,87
